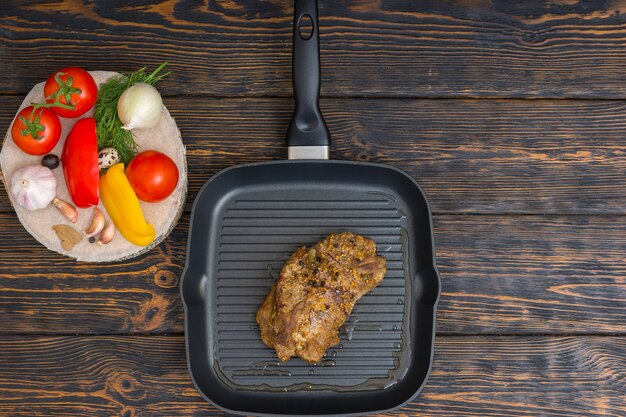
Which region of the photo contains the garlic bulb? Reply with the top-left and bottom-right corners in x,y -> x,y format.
117,82 -> 163,130
10,165 -> 57,210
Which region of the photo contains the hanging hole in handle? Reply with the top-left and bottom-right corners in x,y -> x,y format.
298,14 -> 314,40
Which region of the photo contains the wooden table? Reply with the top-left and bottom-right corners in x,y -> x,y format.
1,1 -> 625,416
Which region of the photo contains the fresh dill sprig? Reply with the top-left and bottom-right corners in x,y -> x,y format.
94,62 -> 170,164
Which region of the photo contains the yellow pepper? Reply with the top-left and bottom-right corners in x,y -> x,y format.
100,163 -> 156,246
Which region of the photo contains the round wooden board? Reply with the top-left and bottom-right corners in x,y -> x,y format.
0,71 -> 187,262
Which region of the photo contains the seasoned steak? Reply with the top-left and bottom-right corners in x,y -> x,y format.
256,232 -> 386,363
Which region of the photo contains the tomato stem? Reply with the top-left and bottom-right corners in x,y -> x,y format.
32,101 -> 75,111
19,110 -> 45,140
48,72 -> 82,107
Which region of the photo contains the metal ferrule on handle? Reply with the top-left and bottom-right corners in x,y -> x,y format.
286,0 -> 330,160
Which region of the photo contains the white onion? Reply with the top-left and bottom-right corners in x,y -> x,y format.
117,82 -> 163,130
10,165 -> 57,211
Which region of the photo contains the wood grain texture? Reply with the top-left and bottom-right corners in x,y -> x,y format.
0,211 -> 624,335
435,215 -> 626,334
3,96 -> 626,214
0,335 -> 623,417
4,0 -> 626,98
0,210 -> 185,335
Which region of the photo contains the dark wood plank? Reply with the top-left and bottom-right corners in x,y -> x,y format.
0,211 -> 624,335
173,97 -> 626,214
4,1 -> 626,98
4,95 -> 626,214
0,335 -> 623,416
436,215 -> 626,334
0,211 -> 186,335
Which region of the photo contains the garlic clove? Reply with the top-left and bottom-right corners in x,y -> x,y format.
97,221 -> 116,245
52,197 -> 78,223
83,207 -> 105,237
10,165 -> 57,211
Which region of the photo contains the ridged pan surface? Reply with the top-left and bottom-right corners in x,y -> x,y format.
182,160 -> 440,416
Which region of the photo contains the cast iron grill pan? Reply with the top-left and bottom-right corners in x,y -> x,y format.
182,162 -> 439,415
181,1 -> 440,415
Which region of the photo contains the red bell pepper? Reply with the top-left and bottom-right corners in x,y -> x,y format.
62,117 -> 99,208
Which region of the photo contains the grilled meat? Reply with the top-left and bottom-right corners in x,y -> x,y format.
256,232 -> 386,363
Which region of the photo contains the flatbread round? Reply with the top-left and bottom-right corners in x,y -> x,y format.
0,71 -> 187,262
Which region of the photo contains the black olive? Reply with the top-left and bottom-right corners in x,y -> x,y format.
308,280 -> 315,286
315,256 -> 321,263
333,243 -> 339,248
89,236 -> 96,244
41,154 -> 59,170
313,268 -> 319,275
299,260 -> 306,267
325,304 -> 330,310
320,281 -> 326,287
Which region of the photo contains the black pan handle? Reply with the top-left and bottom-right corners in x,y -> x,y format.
287,0 -> 330,160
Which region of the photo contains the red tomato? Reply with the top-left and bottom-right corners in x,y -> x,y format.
11,106 -> 62,155
44,67 -> 97,118
126,150 -> 179,202
62,118 -> 99,208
